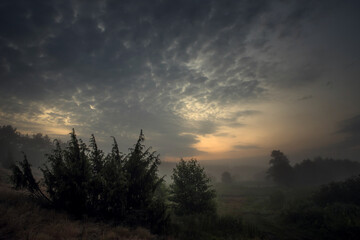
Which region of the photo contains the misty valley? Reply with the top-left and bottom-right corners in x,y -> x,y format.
2,0 -> 360,239
1,125 -> 360,240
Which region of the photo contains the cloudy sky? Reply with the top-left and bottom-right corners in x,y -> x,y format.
1,0 -> 360,164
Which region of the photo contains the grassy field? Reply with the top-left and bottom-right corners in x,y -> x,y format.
215,182 -> 277,215
214,181 -> 321,240
0,168 -> 157,240
3,165 -> 352,240
0,166 -> 272,239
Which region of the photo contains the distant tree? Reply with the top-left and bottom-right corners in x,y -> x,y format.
0,125 -> 53,167
22,133 -> 53,166
267,150 -> 293,186
0,125 -> 20,168
293,157 -> 360,186
170,158 -> 216,216
221,171 -> 233,184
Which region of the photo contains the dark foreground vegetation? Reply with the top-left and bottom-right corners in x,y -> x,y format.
3,126 -> 360,239
0,170 -> 155,240
11,130 -> 169,234
7,129 -> 260,239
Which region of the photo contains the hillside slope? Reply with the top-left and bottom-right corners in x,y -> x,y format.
0,168 -> 156,240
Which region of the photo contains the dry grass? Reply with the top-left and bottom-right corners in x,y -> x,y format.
217,196 -> 244,216
0,169 -> 155,240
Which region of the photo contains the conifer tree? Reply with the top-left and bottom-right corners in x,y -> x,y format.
101,137 -> 127,220
10,154 -> 50,202
41,129 -> 91,215
88,134 -> 105,213
123,130 -> 165,225
11,129 -> 169,233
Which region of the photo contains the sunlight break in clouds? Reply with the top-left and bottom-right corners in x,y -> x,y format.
0,0 -> 360,163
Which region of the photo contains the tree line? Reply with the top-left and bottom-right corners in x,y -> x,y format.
10,128 -> 360,238
0,125 -> 54,168
10,129 -> 217,236
267,150 -> 360,186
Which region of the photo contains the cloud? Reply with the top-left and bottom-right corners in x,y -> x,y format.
298,95 -> 313,101
1,0 -> 360,160
336,114 -> 360,150
233,144 -> 260,150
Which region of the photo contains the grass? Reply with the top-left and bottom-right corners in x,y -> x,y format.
1,166 -> 266,240
1,166 -> 333,240
0,169 -> 156,240
215,182 -> 280,215
214,182 -> 320,240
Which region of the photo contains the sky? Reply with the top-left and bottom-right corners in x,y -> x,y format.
1,0 -> 360,165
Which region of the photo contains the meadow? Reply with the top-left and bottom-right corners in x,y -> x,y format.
215,178 -> 360,240
215,182 -> 294,239
2,164 -> 360,240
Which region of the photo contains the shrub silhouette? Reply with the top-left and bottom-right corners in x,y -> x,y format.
314,174 -> 360,206
10,129 -> 168,233
11,154 -> 51,203
170,158 -> 216,216
42,129 -> 91,215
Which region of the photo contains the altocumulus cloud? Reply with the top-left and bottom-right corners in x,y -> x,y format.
1,0 -> 360,159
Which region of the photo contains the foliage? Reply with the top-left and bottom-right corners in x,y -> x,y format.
282,175 -> 360,240
41,129 -> 91,215
122,130 -> 168,230
10,154 -> 50,202
0,187 -> 155,240
293,157 -> 360,186
283,201 -> 360,240
266,150 -> 360,187
11,129 -> 168,233
267,150 -> 294,186
170,158 -> 216,216
99,136 -> 127,220
314,174 -> 360,206
0,125 -> 54,168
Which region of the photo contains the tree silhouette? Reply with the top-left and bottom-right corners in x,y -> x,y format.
41,129 -> 91,215
0,125 -> 53,168
170,158 -> 216,216
123,130 -> 167,228
267,150 -> 293,186
221,171 -> 233,184
10,128 -> 169,233
10,154 -> 50,202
